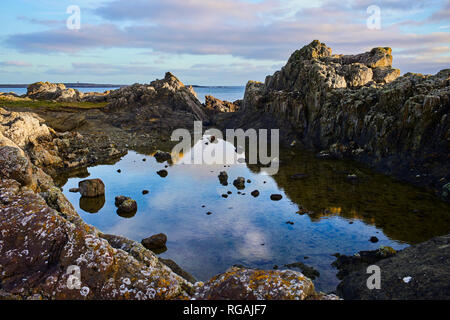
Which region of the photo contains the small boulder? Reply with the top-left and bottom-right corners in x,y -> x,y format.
157,169 -> 168,178
78,179 -> 105,198
141,233 -> 168,251
251,190 -> 260,198
271,194 -> 283,201
218,171 -> 228,185
154,150 -> 172,163
233,177 -> 246,190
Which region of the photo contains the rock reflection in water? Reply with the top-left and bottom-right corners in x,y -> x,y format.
79,195 -> 105,214
61,138 -> 450,293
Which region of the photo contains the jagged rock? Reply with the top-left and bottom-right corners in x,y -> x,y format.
26,82 -> 82,102
105,72 -> 209,128
227,41 -> 449,200
78,179 -> 105,198
204,95 -> 239,114
0,108 -> 52,149
192,267 -> 317,300
0,179 -> 192,300
0,146 -> 35,188
373,66 -> 401,84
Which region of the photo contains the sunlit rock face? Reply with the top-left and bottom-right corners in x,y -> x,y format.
225,41 -> 449,200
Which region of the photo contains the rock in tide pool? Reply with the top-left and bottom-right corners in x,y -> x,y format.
154,150 -> 172,163
251,190 -> 260,198
192,267 -> 317,300
115,196 -> 138,216
218,171 -> 228,186
142,233 -> 168,252
157,169 -> 168,178
233,177 -> 246,190
78,179 -> 105,198
69,188 -> 79,193
271,194 -> 283,201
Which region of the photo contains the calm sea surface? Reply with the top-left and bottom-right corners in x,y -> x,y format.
0,86 -> 245,103
61,138 -> 450,292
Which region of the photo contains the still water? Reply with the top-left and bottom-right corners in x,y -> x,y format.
61,138 -> 450,292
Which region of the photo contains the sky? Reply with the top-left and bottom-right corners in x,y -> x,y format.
0,0 -> 449,85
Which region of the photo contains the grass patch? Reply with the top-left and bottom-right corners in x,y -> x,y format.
0,97 -> 108,110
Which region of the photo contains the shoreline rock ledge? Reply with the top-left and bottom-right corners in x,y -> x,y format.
219,40 -> 449,201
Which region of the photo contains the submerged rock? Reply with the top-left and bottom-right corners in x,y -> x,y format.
285,262 -> 320,280
78,179 -> 105,198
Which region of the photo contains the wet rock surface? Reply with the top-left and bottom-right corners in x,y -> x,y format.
336,235 -> 450,300
78,179 -> 105,198
192,267 -> 317,300
0,179 -> 191,300
141,233 -> 168,252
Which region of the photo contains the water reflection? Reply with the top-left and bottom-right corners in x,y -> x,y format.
79,195 -> 105,213
61,138 -> 450,292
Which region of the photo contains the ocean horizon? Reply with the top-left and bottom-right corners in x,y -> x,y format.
0,85 -> 246,104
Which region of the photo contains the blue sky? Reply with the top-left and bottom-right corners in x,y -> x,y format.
0,0 -> 448,85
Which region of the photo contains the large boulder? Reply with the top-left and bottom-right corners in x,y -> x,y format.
78,179 -> 105,198
26,82 -> 82,102
0,146 -> 35,188
0,179 -> 192,300
192,267 -> 317,300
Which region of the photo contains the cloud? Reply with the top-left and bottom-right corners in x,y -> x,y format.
3,0 -> 449,76
0,60 -> 32,67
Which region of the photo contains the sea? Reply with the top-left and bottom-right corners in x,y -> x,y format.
0,85 -> 246,104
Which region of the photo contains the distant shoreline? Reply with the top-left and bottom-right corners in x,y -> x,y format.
0,83 -> 125,88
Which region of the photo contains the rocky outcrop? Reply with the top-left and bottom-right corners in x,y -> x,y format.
336,234 -> 450,300
104,73 -> 209,133
227,40 -> 449,200
192,266 -> 317,300
0,179 -> 192,300
204,95 -> 239,114
27,82 -> 83,102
